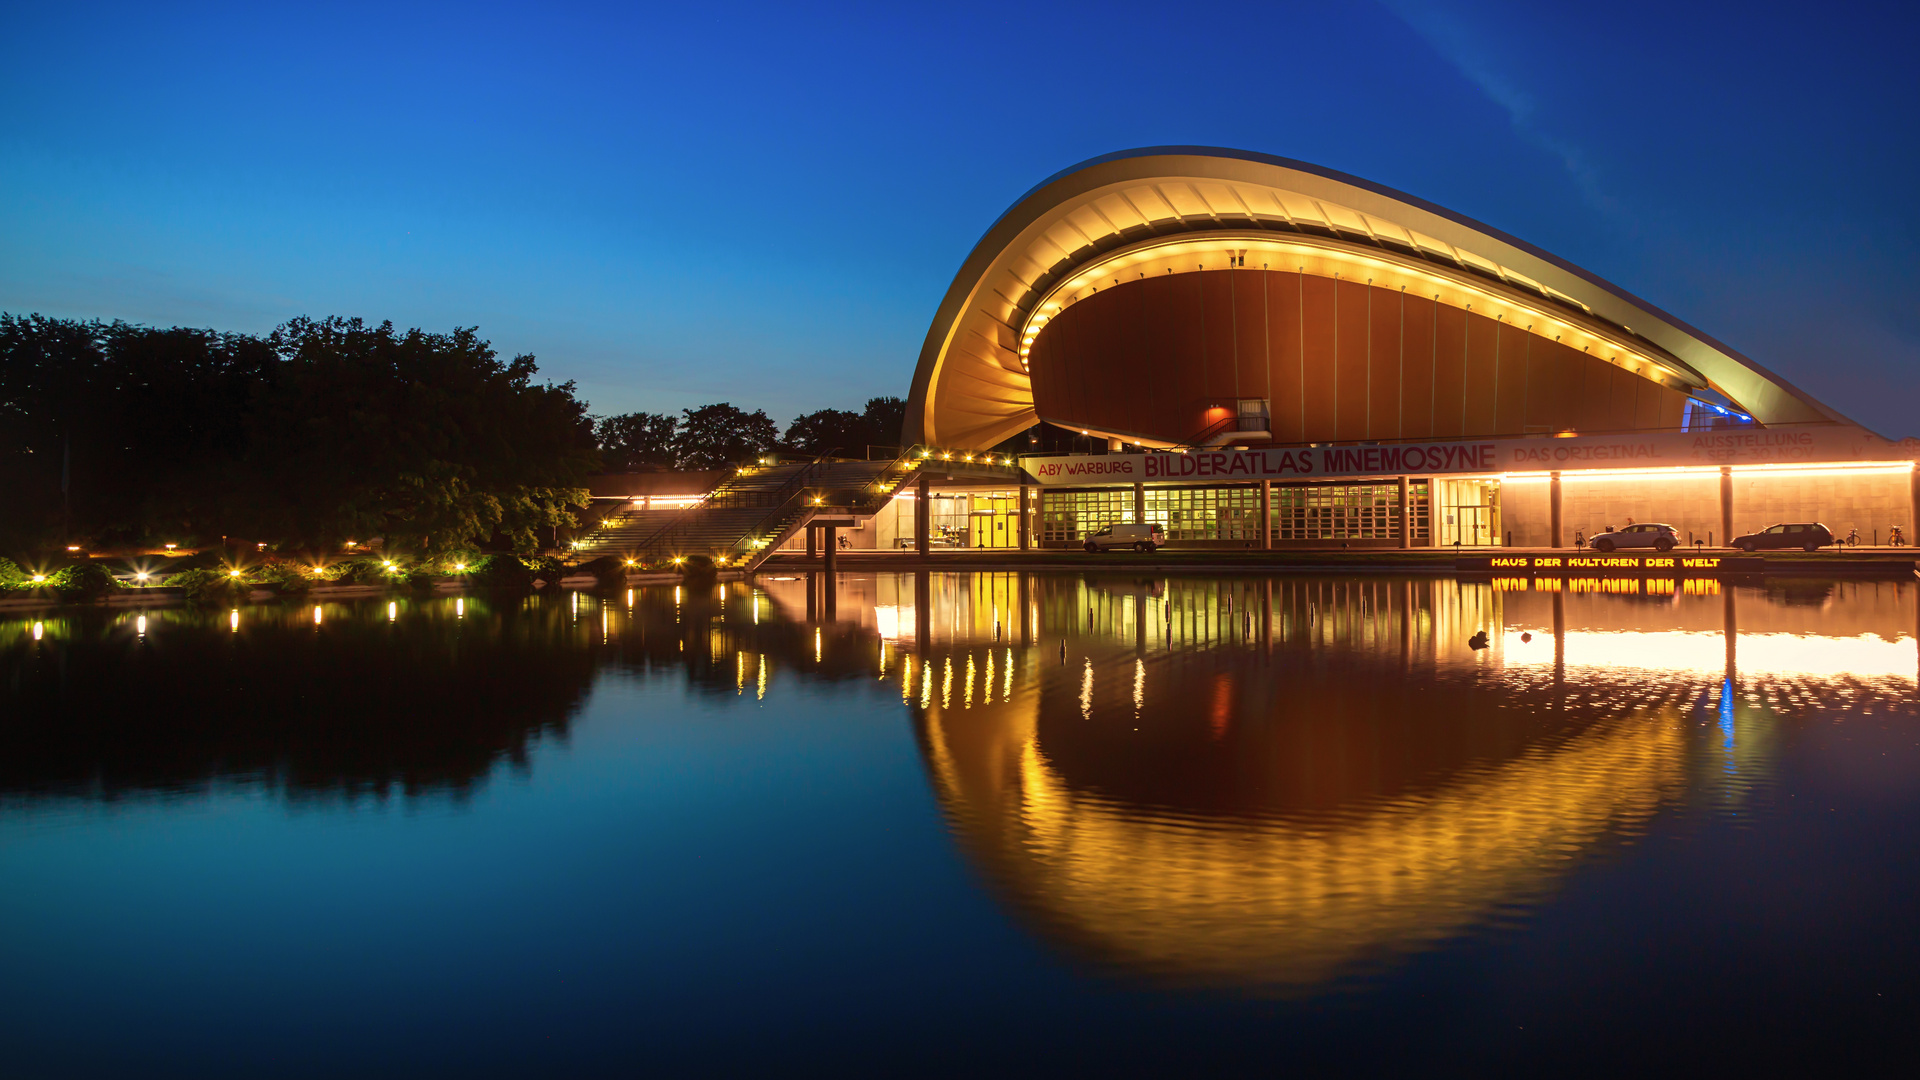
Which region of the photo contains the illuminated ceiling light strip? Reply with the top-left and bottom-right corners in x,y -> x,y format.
1731,460 -> 1913,475
1502,460 -> 1914,482
1014,232 -> 1698,390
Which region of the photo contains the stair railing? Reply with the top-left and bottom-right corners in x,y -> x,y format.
638,450 -> 839,560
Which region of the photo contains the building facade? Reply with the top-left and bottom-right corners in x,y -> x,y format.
902,148 -> 1917,548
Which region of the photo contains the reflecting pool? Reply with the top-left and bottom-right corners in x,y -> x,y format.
3,574 -> 1917,1074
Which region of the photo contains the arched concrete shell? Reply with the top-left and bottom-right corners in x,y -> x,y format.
1029,267 -> 1693,446
905,147 -> 1852,448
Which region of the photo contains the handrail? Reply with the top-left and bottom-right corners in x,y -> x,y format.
636,449 -> 837,557
626,465 -> 740,553
737,452 -> 928,567
1172,414 -> 1241,450
573,463 -> 738,553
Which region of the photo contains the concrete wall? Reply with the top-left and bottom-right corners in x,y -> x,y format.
1728,471 -> 1910,543
772,494 -> 912,552
1504,470 -> 1913,547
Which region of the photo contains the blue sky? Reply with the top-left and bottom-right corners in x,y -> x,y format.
3,1 -> 1915,435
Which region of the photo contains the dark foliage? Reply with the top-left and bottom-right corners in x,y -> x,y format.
594,411 -> 678,471
251,317 -> 598,553
51,562 -> 122,600
671,402 -> 780,469
783,408 -> 867,455
860,396 -> 907,448
0,313 -> 597,555
468,553 -> 534,589
571,554 -> 627,588
0,313 -> 274,551
784,396 -> 908,457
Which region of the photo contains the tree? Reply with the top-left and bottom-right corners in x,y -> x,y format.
783,408 -> 867,455
0,314 -> 273,551
671,402 -> 779,469
861,396 -> 907,448
240,317 -> 598,552
595,411 -> 678,471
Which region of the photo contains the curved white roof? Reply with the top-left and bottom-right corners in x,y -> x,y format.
906,147 -> 1853,447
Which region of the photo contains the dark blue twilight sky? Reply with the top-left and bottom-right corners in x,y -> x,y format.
2,1 -> 1915,435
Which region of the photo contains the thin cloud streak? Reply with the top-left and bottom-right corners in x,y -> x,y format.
1381,0 -> 1621,217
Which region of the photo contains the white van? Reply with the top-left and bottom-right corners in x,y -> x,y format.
1082,522 -> 1165,553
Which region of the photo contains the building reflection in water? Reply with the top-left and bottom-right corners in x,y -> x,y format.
762,571 -> 1919,993
4,571 -> 1915,992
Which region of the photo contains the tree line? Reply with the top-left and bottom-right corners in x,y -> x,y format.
595,396 -> 905,472
0,313 -> 907,554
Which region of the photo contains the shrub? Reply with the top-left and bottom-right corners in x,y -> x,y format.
52,562 -> 123,600
403,567 -> 437,592
0,557 -> 26,588
334,558 -> 395,585
168,566 -> 247,604
524,555 -> 567,586
255,561 -> 314,595
468,554 -> 534,589
678,554 -> 717,583
573,555 -> 626,589
434,550 -> 483,576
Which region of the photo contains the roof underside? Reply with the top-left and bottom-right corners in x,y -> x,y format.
907,147 -> 1853,449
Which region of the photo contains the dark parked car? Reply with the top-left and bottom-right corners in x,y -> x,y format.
1730,522 -> 1834,552
1590,523 -> 1678,553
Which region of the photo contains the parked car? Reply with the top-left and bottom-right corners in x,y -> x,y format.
1589,523 -> 1678,553
1730,522 -> 1834,552
1083,522 -> 1165,553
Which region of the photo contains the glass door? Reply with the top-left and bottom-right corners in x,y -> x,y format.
1436,479 -> 1502,546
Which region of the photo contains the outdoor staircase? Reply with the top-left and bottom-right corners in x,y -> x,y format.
571,446 -> 1018,568
636,451 -> 927,567
570,504 -> 697,557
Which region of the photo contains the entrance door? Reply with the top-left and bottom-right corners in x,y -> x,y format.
1437,478 -> 1501,546
1447,505 -> 1490,546
969,494 -> 1016,548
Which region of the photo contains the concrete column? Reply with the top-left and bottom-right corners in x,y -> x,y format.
1018,572 -> 1031,647
1264,579 -> 1274,653
1399,579 -> 1411,670
1018,484 -> 1031,551
1133,481 -> 1145,525
1398,475 -> 1411,549
805,524 -> 815,560
823,525 -> 836,574
914,570 -> 930,647
1719,466 -> 1734,548
1261,480 -> 1273,550
1910,465 -> 1919,541
916,474 -> 931,557
1724,584 -> 1737,683
1549,471 -> 1563,549
1108,437 -> 1123,453
1552,589 -> 1565,689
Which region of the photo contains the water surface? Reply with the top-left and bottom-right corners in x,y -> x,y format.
3,574 -> 1916,1074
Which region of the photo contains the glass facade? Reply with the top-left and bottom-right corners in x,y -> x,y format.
1145,486 -> 1263,542
1273,481 -> 1430,542
1042,481 -> 1432,543
1040,489 -> 1131,543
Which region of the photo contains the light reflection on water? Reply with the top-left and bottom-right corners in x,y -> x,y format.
796,573 -> 1912,992
1,573 -> 1917,1069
